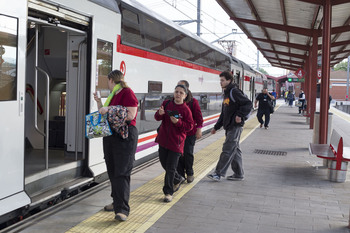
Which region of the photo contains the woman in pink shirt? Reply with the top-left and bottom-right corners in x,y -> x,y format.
93,70 -> 138,222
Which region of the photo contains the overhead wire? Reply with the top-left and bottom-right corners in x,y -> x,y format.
142,0 -> 259,63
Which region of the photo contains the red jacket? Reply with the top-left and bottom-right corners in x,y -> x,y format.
186,98 -> 203,136
155,100 -> 193,153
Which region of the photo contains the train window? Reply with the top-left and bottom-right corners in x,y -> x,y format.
121,8 -> 143,47
142,16 -> 164,52
96,39 -> 113,97
204,50 -> 216,68
148,81 -> 162,93
0,15 -> 17,101
162,27 -> 180,58
177,35 -> 193,60
189,41 -> 207,65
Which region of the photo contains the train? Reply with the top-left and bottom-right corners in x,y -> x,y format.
0,0 -> 266,226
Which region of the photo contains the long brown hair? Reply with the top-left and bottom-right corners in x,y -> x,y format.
108,70 -> 129,88
178,80 -> 193,103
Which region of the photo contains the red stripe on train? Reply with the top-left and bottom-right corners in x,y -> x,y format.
116,35 -> 221,75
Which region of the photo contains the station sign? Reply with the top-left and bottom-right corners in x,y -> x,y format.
288,78 -> 305,82
317,68 -> 322,80
295,68 -> 306,79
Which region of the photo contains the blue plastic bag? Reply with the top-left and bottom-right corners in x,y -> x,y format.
85,111 -> 112,139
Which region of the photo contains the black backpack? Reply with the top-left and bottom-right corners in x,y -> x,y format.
229,88 -> 252,120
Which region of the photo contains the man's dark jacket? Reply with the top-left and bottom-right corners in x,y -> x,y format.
214,83 -> 252,130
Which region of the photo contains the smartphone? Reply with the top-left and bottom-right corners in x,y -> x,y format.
167,110 -> 179,118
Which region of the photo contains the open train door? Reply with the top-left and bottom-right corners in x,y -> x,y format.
0,0 -> 31,217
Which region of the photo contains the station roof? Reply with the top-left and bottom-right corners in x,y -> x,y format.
216,0 -> 350,71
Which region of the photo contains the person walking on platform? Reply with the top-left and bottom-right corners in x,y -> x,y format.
284,90 -> 288,103
287,91 -> 295,107
254,88 -> 275,130
176,80 -> 203,184
155,85 -> 193,202
271,89 -> 277,107
207,71 -> 252,182
93,70 -> 138,222
298,90 -> 306,115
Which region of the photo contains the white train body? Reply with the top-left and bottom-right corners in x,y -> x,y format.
0,0 -> 263,224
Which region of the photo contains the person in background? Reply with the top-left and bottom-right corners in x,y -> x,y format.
329,95 -> 332,110
176,80 -> 203,184
93,70 -> 138,222
284,90 -> 289,103
298,89 -> 306,115
271,89 -> 277,107
207,71 -> 252,182
155,85 -> 193,202
287,91 -> 295,107
254,89 -> 275,130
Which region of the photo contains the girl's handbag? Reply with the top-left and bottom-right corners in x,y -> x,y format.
85,111 -> 112,139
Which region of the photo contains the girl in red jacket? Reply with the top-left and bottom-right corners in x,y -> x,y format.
155,84 -> 194,202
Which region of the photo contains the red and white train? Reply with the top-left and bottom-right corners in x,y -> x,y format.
0,0 -> 266,226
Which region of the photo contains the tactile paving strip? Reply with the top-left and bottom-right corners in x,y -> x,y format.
67,116 -> 260,233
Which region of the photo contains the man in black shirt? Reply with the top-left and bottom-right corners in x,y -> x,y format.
254,89 -> 275,129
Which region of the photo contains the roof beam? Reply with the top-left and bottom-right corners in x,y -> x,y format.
270,62 -> 300,70
330,24 -> 350,35
330,16 -> 350,61
318,38 -> 350,50
264,56 -> 305,66
259,48 -> 307,59
296,0 -> 322,5
249,37 -> 309,51
331,49 -> 350,56
244,0 -> 281,65
332,0 -> 350,5
279,0 -> 290,55
216,0 -> 279,66
230,16 -> 314,37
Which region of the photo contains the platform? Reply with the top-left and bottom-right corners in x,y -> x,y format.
12,99 -> 350,233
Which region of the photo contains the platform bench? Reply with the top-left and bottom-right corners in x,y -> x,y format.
309,129 -> 350,182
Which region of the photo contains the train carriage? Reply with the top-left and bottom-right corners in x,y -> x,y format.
0,0 -> 261,225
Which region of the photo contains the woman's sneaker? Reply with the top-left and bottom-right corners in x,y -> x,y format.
187,175 -> 194,183
227,175 -> 244,181
104,203 -> 114,212
115,213 -> 127,221
163,194 -> 173,202
173,176 -> 185,192
207,173 -> 220,181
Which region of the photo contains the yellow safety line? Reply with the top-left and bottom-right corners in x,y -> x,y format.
67,116 -> 260,233
330,107 -> 350,122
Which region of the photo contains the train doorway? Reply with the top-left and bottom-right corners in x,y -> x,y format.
25,6 -> 90,194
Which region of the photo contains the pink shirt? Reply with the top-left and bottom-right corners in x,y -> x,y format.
109,88 -> 138,126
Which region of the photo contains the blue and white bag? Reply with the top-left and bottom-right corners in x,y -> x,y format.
85,111 -> 112,139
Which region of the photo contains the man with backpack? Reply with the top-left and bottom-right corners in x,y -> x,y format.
254,89 -> 275,130
207,71 -> 252,182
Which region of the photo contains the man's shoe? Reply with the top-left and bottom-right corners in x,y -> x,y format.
173,176 -> 185,192
265,126 -> 269,130
163,194 -> 173,202
115,213 -> 127,221
260,124 -> 263,128
227,175 -> 244,181
187,175 -> 194,183
207,173 -> 220,181
104,203 -> 114,212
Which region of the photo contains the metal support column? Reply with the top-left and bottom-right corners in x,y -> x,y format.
309,32 -> 318,129
303,59 -> 309,96
197,0 -> 201,36
306,47 -> 312,116
319,0 -> 331,144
